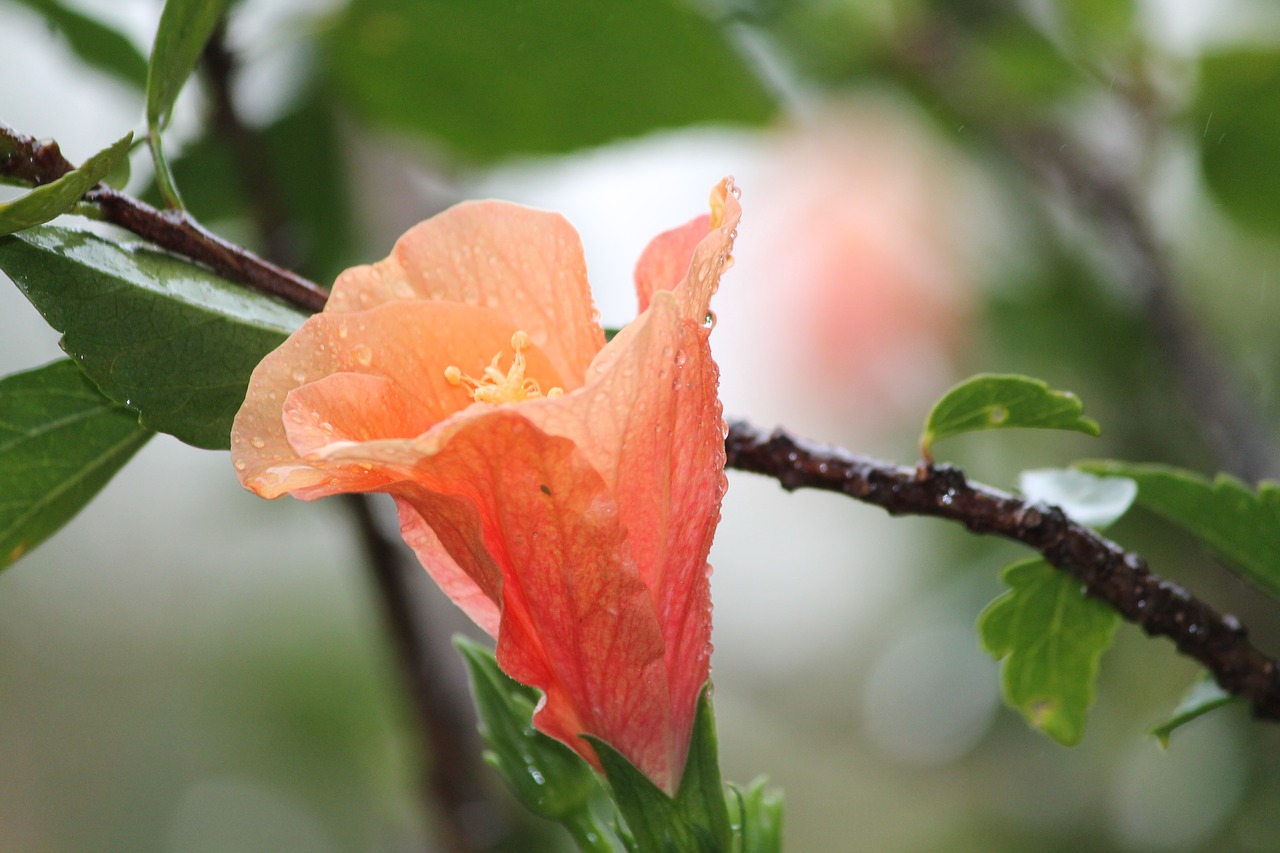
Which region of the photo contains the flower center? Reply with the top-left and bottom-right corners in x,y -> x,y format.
444,330 -> 563,405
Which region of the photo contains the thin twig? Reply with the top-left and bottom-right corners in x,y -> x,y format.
0,122 -> 327,312
724,420 -> 1280,719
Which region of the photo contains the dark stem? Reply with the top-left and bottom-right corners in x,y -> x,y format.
725,420 -> 1280,719
0,122 -> 327,312
5,122 -> 1280,721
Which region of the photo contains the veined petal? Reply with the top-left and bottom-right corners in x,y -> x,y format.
634,214 -> 711,314
313,410 -> 678,789
327,202 -> 605,384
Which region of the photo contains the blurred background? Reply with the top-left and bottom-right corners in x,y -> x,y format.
4,0 -> 1280,849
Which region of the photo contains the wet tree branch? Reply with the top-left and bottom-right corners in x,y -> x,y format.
4,123 -> 1280,721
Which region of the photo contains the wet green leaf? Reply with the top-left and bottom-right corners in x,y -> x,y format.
0,360 -> 151,569
728,777 -> 783,853
1149,676 -> 1236,749
979,558 -> 1119,745
454,636 -> 603,823
0,133 -> 132,236
921,373 -> 1101,460
323,0 -> 776,161
1076,461 -> 1280,598
0,224 -> 306,449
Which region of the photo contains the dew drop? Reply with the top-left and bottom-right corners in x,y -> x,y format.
233,460 -> 247,471
337,323 -> 349,340
250,436 -> 266,449
730,184 -> 741,199
702,311 -> 717,330
353,344 -> 374,366
291,367 -> 307,383
990,405 -> 1009,425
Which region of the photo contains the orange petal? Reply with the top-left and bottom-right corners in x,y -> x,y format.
232,301 -> 563,498
316,410 -> 679,790
523,297 -> 724,783
327,201 -> 604,385
633,214 -> 711,314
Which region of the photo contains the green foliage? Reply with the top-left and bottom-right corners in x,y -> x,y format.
0,360 -> 151,570
589,686 -> 741,853
1194,50 -> 1280,237
8,0 -> 148,88
145,0 -> 229,130
145,0 -> 230,208
0,225 -> 306,450
322,0 -> 776,162
1149,676 -> 1236,749
728,778 -> 784,853
454,637 -> 604,824
920,373 -> 1101,460
1077,461 -> 1280,599
979,558 -> 1120,745
0,133 -> 131,236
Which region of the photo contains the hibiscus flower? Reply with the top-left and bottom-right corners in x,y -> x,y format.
231,179 -> 740,793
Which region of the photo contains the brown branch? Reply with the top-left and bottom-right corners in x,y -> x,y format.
6,122 -> 1280,721
0,122 -> 327,312
724,420 -> 1280,719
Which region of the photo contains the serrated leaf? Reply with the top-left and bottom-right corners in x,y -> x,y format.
921,373 -> 1100,460
9,0 -> 149,88
0,359 -> 152,569
1149,675 -> 1236,749
1018,468 -> 1137,529
454,636 -> 604,823
979,558 -> 1119,745
322,0 -> 776,162
0,224 -> 306,449
146,0 -> 229,129
1076,461 -> 1280,599
1193,50 -> 1280,236
0,133 -> 132,236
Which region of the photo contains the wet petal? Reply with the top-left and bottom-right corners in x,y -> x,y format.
328,201 -> 605,384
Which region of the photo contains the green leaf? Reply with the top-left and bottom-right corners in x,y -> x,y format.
0,133 -> 132,236
1075,461 -> 1280,599
920,373 -> 1101,460
1194,50 -> 1280,236
589,738 -> 709,853
454,637 -> 605,824
1149,676 -> 1236,749
0,224 -> 306,449
322,0 -> 776,161
979,558 -> 1120,745
1018,468 -> 1137,529
9,0 -> 149,88
0,360 -> 152,569
146,0 -> 229,130
588,685 -> 732,853
728,778 -> 783,853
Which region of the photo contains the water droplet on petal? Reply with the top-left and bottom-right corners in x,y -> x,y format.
291,367 -> 307,383
337,322 -> 349,339
353,344 -> 373,366
250,436 -> 266,449
233,460 -> 247,471
702,311 -> 717,330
